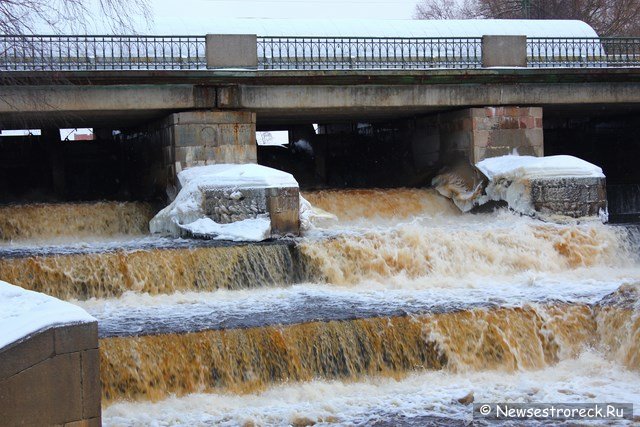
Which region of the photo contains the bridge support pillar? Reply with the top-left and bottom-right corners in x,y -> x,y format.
438,106 -> 543,164
162,110 -> 257,174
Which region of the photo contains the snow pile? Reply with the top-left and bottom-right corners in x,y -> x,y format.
150,164 -> 299,241
432,155 -> 605,218
0,280 -> 94,350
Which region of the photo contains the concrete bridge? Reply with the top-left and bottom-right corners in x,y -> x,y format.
1,33 -> 639,205
1,34 -> 639,127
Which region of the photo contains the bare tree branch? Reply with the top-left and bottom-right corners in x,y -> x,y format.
414,0 -> 640,36
0,0 -> 151,35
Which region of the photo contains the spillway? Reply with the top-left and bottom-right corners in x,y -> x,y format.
1,190 -> 640,426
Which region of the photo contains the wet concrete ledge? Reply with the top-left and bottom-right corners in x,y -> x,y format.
0,236 -> 297,259
95,294 -> 593,339
0,323 -> 101,426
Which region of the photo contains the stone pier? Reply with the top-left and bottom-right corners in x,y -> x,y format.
439,106 -> 544,163
162,110 -> 257,172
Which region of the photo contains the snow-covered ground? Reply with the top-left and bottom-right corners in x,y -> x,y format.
0,280 -> 94,350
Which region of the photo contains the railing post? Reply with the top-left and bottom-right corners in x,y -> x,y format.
481,35 -> 527,67
205,34 -> 258,69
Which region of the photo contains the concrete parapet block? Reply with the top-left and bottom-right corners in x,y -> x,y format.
206,34 -> 258,69
482,35 -> 527,67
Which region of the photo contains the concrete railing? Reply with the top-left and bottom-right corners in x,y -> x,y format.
1,34 -> 639,71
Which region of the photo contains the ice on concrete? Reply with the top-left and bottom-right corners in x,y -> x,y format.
478,155 -> 605,216
433,155 -> 606,217
150,164 -> 299,240
299,196 -> 339,231
0,280 -> 95,351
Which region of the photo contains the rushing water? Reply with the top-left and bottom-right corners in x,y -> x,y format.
1,190 -> 640,426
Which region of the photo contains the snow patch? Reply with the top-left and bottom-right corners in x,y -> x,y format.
180,216 -> 271,242
0,280 -> 94,351
433,155 -> 605,218
477,155 -> 605,181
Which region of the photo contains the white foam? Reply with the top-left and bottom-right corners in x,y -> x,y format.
102,351 -> 640,426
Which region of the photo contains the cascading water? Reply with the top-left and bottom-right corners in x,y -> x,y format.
0,201 -> 155,243
1,189 -> 640,426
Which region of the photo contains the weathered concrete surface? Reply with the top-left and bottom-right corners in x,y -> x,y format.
482,35 -> 527,67
266,186 -> 300,236
0,323 -> 101,426
203,185 -> 300,237
206,34 -> 258,69
1,78 -> 639,127
530,176 -> 607,218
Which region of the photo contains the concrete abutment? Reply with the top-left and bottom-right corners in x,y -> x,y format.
0,323 -> 101,426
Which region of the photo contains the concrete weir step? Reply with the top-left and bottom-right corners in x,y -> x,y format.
0,239 -> 310,300
96,299 -> 602,402
94,285 -> 638,403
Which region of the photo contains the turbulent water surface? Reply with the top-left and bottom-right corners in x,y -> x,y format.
2,190 -> 640,426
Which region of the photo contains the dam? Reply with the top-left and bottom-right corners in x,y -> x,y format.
1,18 -> 640,427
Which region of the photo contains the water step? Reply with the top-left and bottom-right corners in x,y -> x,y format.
96,286 -> 640,403
0,240 -> 307,300
0,201 -> 156,241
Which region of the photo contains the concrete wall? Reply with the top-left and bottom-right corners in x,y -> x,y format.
439,106 -> 543,163
0,323 -> 101,426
